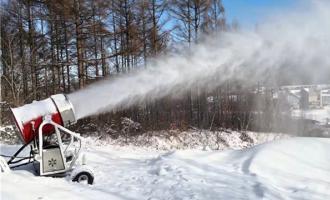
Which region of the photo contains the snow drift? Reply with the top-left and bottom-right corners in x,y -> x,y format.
1,137 -> 330,200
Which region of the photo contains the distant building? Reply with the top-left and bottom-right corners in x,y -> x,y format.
279,84 -> 330,109
320,89 -> 330,107
300,89 -> 309,110
308,87 -> 320,108
276,89 -> 299,110
289,93 -> 300,109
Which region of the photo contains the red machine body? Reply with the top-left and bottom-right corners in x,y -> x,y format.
17,113 -> 62,144
11,94 -> 77,144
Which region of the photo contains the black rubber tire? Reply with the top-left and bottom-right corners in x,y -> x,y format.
72,172 -> 94,185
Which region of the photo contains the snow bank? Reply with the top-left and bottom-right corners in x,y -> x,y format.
86,130 -> 289,151
1,137 -> 330,200
0,125 -> 19,144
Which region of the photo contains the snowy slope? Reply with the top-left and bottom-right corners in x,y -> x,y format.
1,137 -> 330,200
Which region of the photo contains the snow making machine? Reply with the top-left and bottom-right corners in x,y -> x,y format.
0,94 -> 94,184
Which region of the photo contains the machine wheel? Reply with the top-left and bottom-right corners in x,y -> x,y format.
72,171 -> 94,185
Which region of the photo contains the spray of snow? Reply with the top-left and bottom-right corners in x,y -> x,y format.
69,1 -> 330,120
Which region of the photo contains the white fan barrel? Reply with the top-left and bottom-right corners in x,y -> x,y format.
4,94 -> 94,184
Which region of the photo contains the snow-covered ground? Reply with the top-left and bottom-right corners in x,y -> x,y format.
1,136 -> 330,200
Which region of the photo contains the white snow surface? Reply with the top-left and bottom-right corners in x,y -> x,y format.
11,98 -> 57,124
1,136 -> 330,200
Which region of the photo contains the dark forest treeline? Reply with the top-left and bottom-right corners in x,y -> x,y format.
1,0 -> 282,133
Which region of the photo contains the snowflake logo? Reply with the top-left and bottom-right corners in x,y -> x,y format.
48,158 -> 57,167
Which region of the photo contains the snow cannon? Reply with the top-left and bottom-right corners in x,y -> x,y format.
0,94 -> 94,184
11,94 -> 77,144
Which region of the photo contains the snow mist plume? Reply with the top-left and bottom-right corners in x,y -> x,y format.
69,1 -> 330,120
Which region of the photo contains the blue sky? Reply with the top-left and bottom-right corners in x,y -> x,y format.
223,0 -> 302,28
